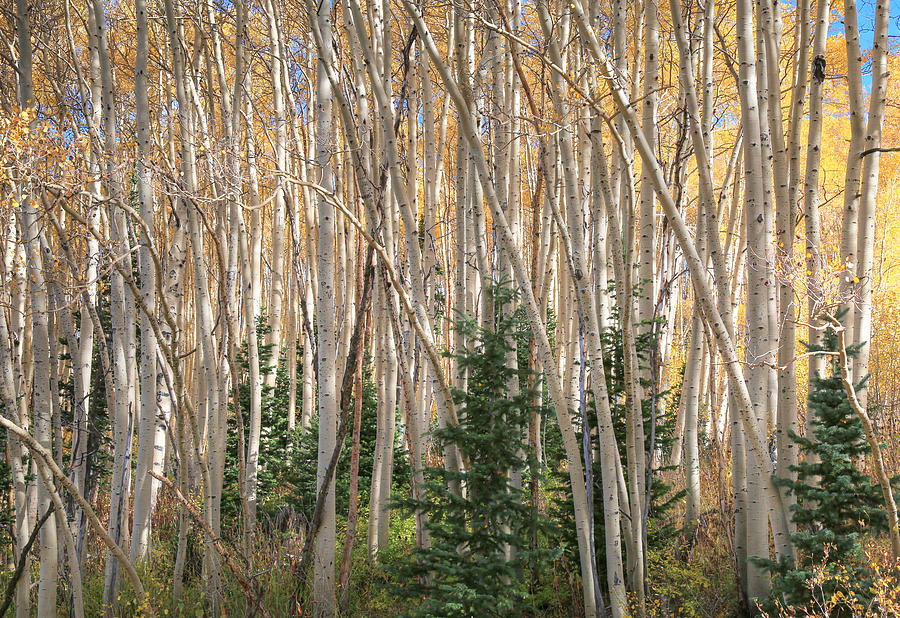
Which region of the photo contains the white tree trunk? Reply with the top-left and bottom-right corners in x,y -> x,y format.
312,0 -> 337,613
130,0 -> 160,564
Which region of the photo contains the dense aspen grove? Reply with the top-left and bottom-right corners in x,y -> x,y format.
3,0 -> 900,615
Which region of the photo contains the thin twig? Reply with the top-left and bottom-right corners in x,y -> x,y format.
149,471 -> 270,618
0,505 -> 54,618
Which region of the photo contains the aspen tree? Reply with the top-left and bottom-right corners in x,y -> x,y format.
669,0 -> 757,554
246,80 -> 265,325
163,0 -> 224,608
242,86 -> 266,480
87,0 -> 137,601
208,0 -> 251,555
407,40 -> 432,550
591,0 -> 650,590
255,1 -> 287,531
345,0 -> 460,509
683,302 -> 705,533
529,4 -> 633,609
638,0 -> 659,382
453,7 -> 474,388
735,0 -> 775,598
130,0 -> 160,564
677,0 -> 715,535
22,199 -> 58,617
840,0 -> 866,344
262,0 -> 288,400
568,0 -> 794,595
594,127 -> 646,609
0,412 -> 148,609
1,251 -> 29,618
770,0 -> 801,512
803,0 -> 831,390
497,0 -> 525,555
311,0 -> 338,612
12,0 -> 900,612
586,0 -> 610,334
405,4 -> 605,613
853,0 -> 891,407
11,3 -> 35,614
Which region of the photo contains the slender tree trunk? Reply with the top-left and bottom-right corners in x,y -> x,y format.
21,200 -> 58,618
338,317 -> 366,611
130,0 -> 160,564
406,5 -> 606,612
257,0 -> 290,530
840,0 -> 866,344
163,0 -> 223,609
311,0 -> 337,613
852,0 -> 890,405
803,0 -> 831,394
12,4 -> 34,613
569,0 -> 793,596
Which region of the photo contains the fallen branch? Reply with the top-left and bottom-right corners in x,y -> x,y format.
0,414 -> 148,612
149,471 -> 269,618
0,505 -> 54,618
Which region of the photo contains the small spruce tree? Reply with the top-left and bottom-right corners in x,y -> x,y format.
389,285 -> 558,617
761,326 -> 889,615
545,288 -> 682,589
284,358 -> 406,521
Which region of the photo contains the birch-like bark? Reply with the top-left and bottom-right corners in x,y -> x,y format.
852,0 -> 890,407
840,0 -> 867,344
0,413 -> 148,608
405,4 -> 604,613
59,0 -> 95,510
638,0 -> 659,376
803,0 -> 831,392
231,0 -> 266,538
89,0 -> 136,601
683,307 -> 705,533
568,0 -> 793,592
262,0 -> 288,397
163,0 -> 223,608
345,0 -> 460,495
757,0 -> 800,551
311,0 -> 337,612
0,262 -> 29,618
339,307 -> 367,610
21,199 -> 58,617
735,0 -> 774,597
130,0 -> 160,564
534,5 -> 630,609
406,45 -> 431,550
12,4 -> 34,613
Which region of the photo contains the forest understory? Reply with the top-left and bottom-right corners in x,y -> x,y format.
3,0 -> 900,616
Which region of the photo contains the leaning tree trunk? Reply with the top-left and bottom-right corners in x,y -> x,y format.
405,5 -> 603,612
568,0 -> 794,601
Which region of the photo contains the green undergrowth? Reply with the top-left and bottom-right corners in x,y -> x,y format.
0,501 -> 748,617
20,508 -> 580,616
